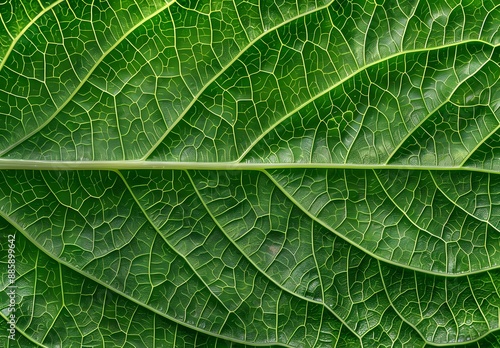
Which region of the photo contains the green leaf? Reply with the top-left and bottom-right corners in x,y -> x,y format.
0,0 -> 499,346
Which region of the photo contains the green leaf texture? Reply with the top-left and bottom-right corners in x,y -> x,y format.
0,0 -> 499,346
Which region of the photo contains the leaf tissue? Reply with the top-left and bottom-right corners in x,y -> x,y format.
0,0 -> 499,346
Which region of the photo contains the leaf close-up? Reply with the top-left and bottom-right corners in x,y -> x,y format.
1,0 -> 499,346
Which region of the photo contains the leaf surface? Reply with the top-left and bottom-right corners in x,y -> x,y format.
0,0 -> 499,346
